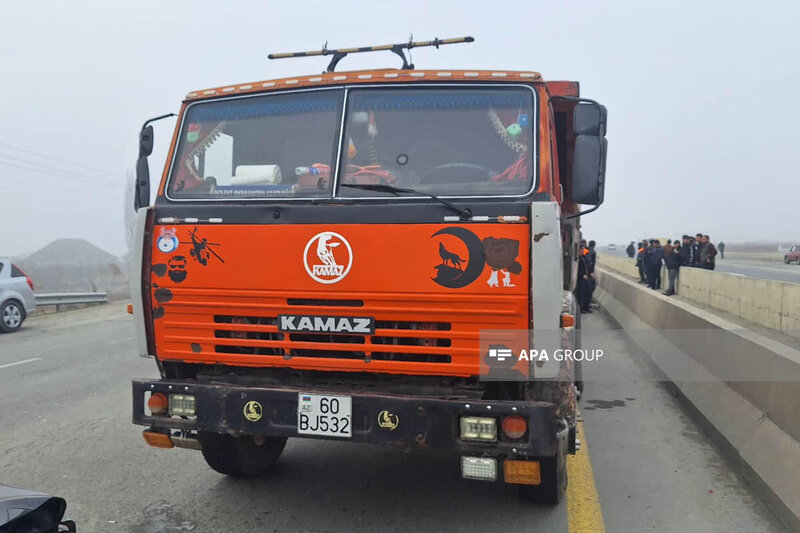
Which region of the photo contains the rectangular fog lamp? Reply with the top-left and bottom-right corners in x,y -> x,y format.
460,416 -> 497,442
168,394 -> 196,416
461,457 -> 497,481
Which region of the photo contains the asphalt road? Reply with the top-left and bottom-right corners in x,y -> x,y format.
0,306 -> 788,532
602,247 -> 800,284
715,259 -> 800,284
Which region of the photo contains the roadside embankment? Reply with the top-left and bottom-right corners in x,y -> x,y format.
595,261 -> 800,531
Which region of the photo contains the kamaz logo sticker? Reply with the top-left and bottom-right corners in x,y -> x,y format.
278,315 -> 375,334
304,231 -> 353,284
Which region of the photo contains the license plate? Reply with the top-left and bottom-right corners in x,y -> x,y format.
297,393 -> 352,438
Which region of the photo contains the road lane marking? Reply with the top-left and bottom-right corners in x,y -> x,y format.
107,336 -> 134,345
722,265 -> 793,275
0,357 -> 41,370
721,262 -> 800,275
567,420 -> 606,533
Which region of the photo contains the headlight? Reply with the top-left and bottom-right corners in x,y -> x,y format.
168,394 -> 196,416
460,416 -> 496,442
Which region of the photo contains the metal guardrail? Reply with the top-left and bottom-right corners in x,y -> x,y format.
35,292 -> 109,311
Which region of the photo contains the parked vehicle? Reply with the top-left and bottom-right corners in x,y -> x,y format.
0,259 -> 36,333
607,244 -> 616,251
784,244 -> 800,264
129,37 -> 607,504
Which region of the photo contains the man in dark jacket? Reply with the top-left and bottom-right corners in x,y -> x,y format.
576,240 -> 595,313
700,235 -> 717,270
664,239 -> 682,295
636,241 -> 648,283
626,241 -> 636,258
646,240 -> 663,289
587,240 -> 597,305
679,235 -> 693,265
718,241 -> 725,259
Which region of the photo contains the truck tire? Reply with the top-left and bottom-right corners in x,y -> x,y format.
0,300 -> 25,333
199,432 -> 286,477
517,443 -> 568,505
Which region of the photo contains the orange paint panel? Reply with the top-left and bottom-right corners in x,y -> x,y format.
152,224 -> 528,293
149,223 -> 531,377
183,70 -> 544,102
546,81 -> 580,98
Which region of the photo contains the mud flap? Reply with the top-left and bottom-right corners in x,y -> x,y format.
517,426 -> 569,505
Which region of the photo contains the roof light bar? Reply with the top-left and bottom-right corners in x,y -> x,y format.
268,36 -> 475,73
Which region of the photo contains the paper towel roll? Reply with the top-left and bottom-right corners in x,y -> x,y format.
230,165 -> 282,185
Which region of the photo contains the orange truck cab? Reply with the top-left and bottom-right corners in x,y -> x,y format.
130,38 -> 607,504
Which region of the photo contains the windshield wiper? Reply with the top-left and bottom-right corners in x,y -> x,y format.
339,183 -> 472,219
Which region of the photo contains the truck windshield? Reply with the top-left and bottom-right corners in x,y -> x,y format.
168,90 -> 344,199
166,85 -> 535,200
339,87 -> 535,197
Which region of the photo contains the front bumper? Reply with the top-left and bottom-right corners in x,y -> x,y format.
132,379 -> 562,457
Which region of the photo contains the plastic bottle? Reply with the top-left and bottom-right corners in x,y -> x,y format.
295,165 -> 330,177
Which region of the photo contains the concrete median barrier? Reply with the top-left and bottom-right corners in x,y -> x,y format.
601,254 -> 800,341
594,265 -> 800,531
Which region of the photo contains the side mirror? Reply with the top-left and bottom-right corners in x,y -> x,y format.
135,154 -> 150,211
133,114 -> 176,211
134,125 -> 154,211
139,125 -> 154,158
572,103 -> 608,206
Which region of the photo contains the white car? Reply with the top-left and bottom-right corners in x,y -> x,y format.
607,244 -> 617,251
0,259 -> 36,333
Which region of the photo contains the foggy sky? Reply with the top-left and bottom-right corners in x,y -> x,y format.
1,0 -> 798,258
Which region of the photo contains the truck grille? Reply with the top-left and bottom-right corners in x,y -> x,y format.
156,292 -> 527,377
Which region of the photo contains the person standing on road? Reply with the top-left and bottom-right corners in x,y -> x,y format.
626,241 -> 636,258
636,241 -> 648,283
700,235 -> 717,270
587,240 -> 597,268
587,240 -> 598,306
646,239 -> 663,289
692,234 -> 703,266
686,236 -> 696,265
718,241 -> 725,259
663,239 -> 674,259
664,239 -> 682,296
680,235 -> 693,265
576,240 -> 595,313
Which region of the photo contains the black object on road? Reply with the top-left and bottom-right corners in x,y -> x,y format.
0,484 -> 75,532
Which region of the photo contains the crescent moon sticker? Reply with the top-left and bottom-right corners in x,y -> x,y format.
432,227 -> 486,289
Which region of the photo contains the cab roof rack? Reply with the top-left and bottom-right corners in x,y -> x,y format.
268,36 -> 475,73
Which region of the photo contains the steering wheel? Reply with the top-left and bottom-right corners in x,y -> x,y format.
420,163 -> 495,184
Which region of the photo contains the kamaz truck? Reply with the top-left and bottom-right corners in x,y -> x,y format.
130,37 -> 607,504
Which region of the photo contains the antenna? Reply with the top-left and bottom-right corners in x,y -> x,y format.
268,36 -> 475,73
